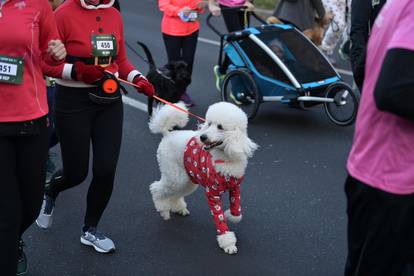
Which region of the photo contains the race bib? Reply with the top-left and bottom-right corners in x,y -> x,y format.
188,11 -> 198,21
91,34 -> 117,57
178,10 -> 198,22
0,55 -> 24,85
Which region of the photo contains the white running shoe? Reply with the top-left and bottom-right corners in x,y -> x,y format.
36,195 -> 55,229
80,227 -> 115,253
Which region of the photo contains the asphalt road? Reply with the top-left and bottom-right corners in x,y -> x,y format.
25,1 -> 357,275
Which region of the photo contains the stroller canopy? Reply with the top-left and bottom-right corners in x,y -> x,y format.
236,26 -> 337,85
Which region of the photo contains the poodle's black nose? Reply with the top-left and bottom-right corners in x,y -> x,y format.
200,134 -> 208,142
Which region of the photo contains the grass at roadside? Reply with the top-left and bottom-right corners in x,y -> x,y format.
254,0 -> 279,10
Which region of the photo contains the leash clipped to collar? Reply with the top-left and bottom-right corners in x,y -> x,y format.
116,77 -> 206,122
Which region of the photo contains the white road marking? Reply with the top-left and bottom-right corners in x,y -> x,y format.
336,68 -> 353,77
123,95 -> 147,112
198,37 -> 221,46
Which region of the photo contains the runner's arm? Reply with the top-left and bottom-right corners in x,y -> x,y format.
350,0 -> 371,89
374,48 -> 414,122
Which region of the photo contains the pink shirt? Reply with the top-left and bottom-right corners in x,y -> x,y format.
218,0 -> 246,7
347,0 -> 414,195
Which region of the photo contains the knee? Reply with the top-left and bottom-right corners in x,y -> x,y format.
93,164 -> 116,182
0,203 -> 21,228
63,169 -> 88,186
0,200 -> 22,235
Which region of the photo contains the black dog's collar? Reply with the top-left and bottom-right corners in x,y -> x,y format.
155,69 -> 175,84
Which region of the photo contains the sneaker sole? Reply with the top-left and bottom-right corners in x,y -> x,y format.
80,237 -> 115,254
16,255 -> 28,275
35,217 -> 53,229
16,268 -> 27,276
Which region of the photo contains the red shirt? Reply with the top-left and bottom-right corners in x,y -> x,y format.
0,0 -> 60,122
159,0 -> 203,36
184,137 -> 243,235
43,0 -> 140,83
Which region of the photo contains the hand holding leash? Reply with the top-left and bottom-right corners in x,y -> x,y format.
133,75 -> 155,97
116,77 -> 206,122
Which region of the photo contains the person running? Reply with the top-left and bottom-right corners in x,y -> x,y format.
349,0 -> 386,91
0,0 -> 66,274
319,0 -> 348,64
271,0 -> 326,31
45,0 -> 64,181
158,0 -> 205,106
209,0 -> 254,91
345,0 -> 414,274
36,0 -> 154,254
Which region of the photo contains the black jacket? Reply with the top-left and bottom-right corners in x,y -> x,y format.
350,0 -> 386,90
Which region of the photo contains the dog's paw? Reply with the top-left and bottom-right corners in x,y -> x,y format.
223,244 -> 238,255
217,231 -> 238,255
224,209 -> 242,224
173,208 -> 190,217
160,211 -> 171,220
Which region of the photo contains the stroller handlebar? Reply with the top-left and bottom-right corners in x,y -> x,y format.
206,6 -> 266,38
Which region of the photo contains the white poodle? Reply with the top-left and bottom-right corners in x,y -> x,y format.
149,101 -> 258,254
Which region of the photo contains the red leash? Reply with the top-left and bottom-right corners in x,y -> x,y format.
116,77 -> 206,122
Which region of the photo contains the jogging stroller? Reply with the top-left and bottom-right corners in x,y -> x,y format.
207,8 -> 358,126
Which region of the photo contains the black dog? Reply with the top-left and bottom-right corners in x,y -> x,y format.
136,42 -> 191,116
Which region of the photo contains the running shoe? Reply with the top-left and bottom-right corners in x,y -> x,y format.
16,240 -> 27,275
35,195 -> 55,229
80,227 -> 115,253
213,65 -> 225,92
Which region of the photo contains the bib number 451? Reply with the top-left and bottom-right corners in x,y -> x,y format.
0,63 -> 16,75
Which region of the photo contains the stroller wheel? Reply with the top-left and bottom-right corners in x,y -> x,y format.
221,69 -> 260,120
324,82 -> 359,126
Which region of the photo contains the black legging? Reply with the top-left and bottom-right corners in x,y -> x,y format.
46,85 -> 123,228
220,5 -> 249,74
0,116 -> 49,275
162,30 -> 199,76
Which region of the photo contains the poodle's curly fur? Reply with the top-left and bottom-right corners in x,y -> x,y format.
149,101 -> 258,254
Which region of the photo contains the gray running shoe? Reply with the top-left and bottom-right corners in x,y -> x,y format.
36,195 -> 55,229
80,227 -> 115,253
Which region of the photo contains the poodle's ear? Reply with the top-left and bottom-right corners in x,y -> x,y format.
224,129 -> 258,160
